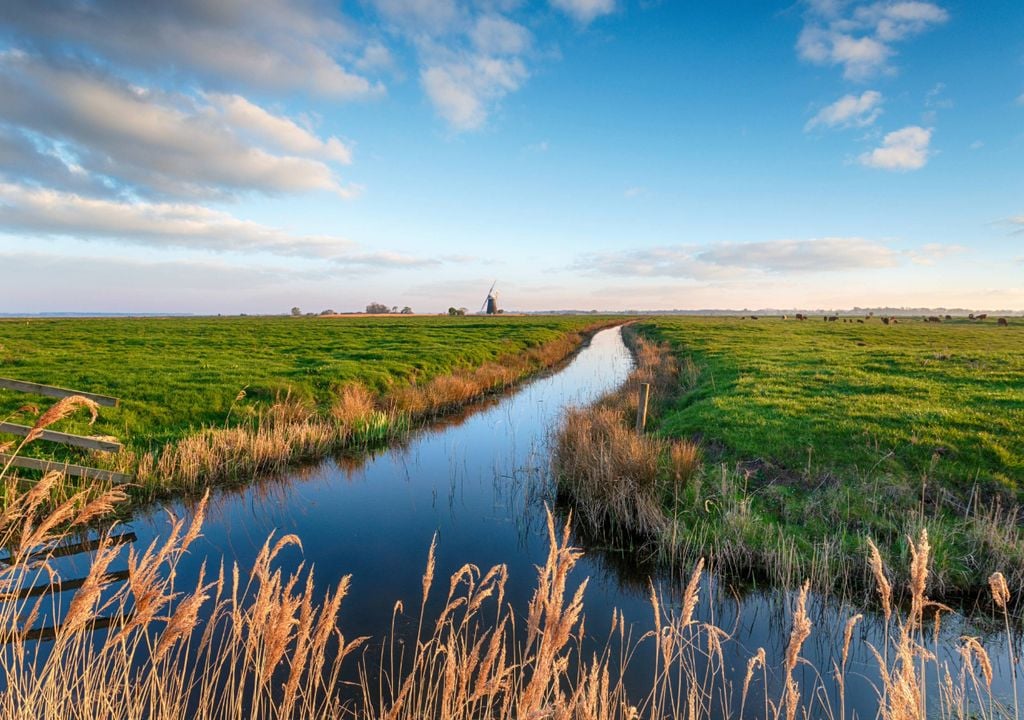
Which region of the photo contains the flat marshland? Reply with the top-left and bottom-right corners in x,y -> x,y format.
555,316 -> 1024,607
0,314 -> 613,496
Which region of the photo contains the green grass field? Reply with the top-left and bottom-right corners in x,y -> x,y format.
620,316 -> 1024,597
0,315 -> 603,457
639,316 -> 1024,487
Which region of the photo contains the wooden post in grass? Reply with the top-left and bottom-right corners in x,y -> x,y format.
636,383 -> 651,434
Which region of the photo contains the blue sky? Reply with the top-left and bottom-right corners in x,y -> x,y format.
0,0 -> 1021,313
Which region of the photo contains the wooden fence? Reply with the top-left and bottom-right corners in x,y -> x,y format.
0,377 -> 131,484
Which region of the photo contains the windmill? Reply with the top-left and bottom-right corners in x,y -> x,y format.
480,282 -> 499,315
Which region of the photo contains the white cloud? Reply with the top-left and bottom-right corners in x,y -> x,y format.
698,237 -> 899,272
853,1 -> 950,42
859,125 -> 932,170
806,90 -> 883,130
550,0 -> 616,24
579,237 -> 900,279
797,1 -> 948,80
0,183 -> 431,264
0,54 -> 354,199
0,0 -> 382,98
206,94 -> 353,165
471,15 -> 532,55
908,243 -> 964,265
421,56 -> 528,130
371,0 -> 461,35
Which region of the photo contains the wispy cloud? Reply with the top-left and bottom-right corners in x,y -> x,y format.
859,125 -> 932,170
908,243 -> 964,265
578,237 -> 901,279
806,90 -> 883,130
421,55 -> 529,130
550,0 -> 616,24
797,1 -> 949,81
0,183 -> 431,266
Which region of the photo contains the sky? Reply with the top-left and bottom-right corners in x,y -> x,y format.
0,0 -> 1022,314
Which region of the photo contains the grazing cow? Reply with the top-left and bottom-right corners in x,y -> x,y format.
969,313 -> 975,320
882,317 -> 890,325
857,319 -> 864,323
827,316 -> 838,322
927,316 -> 942,323
998,317 -> 1009,326
977,313 -> 988,320
795,313 -> 806,320
945,315 -> 952,320
750,315 -> 758,320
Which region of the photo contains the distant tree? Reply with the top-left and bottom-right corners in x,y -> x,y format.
457,307 -> 468,316
391,305 -> 398,313
400,306 -> 414,314
366,302 -> 390,314
448,307 -> 458,316
290,307 -> 302,316
320,309 -> 336,315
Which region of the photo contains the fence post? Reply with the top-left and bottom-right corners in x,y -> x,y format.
636,383 -> 651,434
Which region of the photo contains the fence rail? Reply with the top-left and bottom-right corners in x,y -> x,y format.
0,377 -> 120,407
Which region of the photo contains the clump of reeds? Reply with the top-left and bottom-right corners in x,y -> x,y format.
553,330 -> 701,548
555,406 -> 667,541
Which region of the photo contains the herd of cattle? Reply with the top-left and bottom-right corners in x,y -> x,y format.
737,313 -> 1012,326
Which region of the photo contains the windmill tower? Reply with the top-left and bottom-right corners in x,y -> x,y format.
481,282 -> 499,315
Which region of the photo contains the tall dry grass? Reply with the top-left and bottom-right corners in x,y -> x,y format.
0,459 -> 1016,719
553,329 -> 702,549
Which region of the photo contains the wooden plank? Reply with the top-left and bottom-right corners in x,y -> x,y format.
0,378 -> 119,407
12,613 -> 125,643
28,533 -> 137,563
1,569 -> 131,601
0,422 -> 122,453
0,454 -> 131,485
0,532 -> 137,565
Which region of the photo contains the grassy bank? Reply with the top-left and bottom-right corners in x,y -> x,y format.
0,315 -> 615,497
554,319 -> 1024,611
0,469 -> 1014,719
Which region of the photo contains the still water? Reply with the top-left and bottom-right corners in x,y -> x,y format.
52,327 -> 1024,715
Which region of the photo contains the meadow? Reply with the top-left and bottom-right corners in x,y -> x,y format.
640,316 -> 1024,487
0,314 -> 610,494
554,317 -> 1024,607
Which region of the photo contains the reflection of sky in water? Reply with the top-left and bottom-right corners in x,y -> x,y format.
25,327 -> 1024,715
